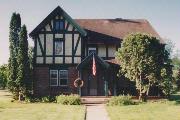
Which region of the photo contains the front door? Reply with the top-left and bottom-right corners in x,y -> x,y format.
88,74 -> 97,96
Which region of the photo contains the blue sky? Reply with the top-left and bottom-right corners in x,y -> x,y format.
0,0 -> 179,65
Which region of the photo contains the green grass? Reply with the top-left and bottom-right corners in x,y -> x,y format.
106,93 -> 180,120
0,90 -> 85,120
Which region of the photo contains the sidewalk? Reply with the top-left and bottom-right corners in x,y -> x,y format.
86,104 -> 110,120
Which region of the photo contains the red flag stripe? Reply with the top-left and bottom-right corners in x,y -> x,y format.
92,55 -> 96,76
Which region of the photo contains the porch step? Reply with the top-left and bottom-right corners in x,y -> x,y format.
81,96 -> 111,104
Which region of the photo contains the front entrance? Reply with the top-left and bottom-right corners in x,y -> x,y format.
81,67 -> 105,96
88,74 -> 97,95
77,54 -> 109,96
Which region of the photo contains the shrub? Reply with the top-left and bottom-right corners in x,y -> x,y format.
41,96 -> 56,103
56,94 -> 81,105
25,95 -> 56,103
107,95 -> 135,106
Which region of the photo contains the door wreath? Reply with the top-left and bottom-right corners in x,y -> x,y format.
74,78 -> 84,88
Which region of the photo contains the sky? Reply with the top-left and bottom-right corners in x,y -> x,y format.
0,0 -> 179,65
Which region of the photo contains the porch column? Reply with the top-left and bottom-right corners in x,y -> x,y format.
79,70 -> 82,96
104,70 -> 108,96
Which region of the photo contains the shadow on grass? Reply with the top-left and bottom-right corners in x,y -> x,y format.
169,92 -> 180,105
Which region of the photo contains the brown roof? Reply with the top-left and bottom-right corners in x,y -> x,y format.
75,18 -> 162,42
105,59 -> 120,65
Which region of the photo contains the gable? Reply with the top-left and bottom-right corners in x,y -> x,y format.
29,6 -> 87,37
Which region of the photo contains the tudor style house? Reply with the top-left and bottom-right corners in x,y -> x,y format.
29,6 -> 161,97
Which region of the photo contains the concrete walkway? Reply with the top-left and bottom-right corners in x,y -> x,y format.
86,104 -> 110,120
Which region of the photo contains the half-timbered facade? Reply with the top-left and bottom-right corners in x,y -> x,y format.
29,6 -> 161,97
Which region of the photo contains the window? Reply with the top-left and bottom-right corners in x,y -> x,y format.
50,70 -> 68,86
55,21 -> 64,31
88,47 -> 96,55
50,70 -> 58,86
59,70 -> 68,86
55,41 -> 63,55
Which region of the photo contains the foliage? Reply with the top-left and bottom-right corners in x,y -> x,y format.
0,64 -> 8,89
56,94 -> 81,105
116,33 -> 167,102
107,95 -> 135,106
8,12 -> 21,99
16,25 -> 31,100
160,67 -> 173,97
25,95 -> 56,103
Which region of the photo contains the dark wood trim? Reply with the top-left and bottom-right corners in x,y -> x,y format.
34,63 -> 78,67
53,33 -> 55,64
34,37 -> 37,64
106,45 -> 108,59
65,22 -> 70,31
44,31 -> 46,64
74,34 -> 80,56
37,35 -> 45,55
37,55 -> 81,57
48,22 -> 53,31
81,36 -> 85,60
63,17 -> 65,64
38,31 -> 80,34
72,27 -> 75,64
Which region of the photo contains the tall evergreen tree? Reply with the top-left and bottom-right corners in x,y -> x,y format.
17,25 -> 31,100
8,13 -> 21,99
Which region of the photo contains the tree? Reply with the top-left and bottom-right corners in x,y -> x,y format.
8,13 -> 21,99
17,25 -> 31,100
116,33 -> 166,102
0,64 -> 8,89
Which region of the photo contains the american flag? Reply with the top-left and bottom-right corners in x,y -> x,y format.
92,55 -> 96,76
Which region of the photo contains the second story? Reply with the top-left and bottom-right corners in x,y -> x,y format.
29,6 -> 161,66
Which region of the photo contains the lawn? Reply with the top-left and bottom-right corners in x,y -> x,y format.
0,90 -> 86,120
106,93 -> 180,120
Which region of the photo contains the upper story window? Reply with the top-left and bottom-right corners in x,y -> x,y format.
54,20 -> 64,31
88,47 -> 96,55
55,41 -> 63,55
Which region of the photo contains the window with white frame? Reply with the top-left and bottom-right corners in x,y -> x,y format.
59,70 -> 68,86
55,41 -> 63,55
50,70 -> 58,86
50,70 -> 68,86
88,47 -> 96,55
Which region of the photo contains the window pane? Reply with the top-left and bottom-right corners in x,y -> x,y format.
50,70 -> 58,86
55,41 -> 63,55
59,70 -> 68,85
55,21 -> 64,30
51,79 -> 58,86
50,71 -> 58,78
59,21 -> 64,30
59,79 -> 67,85
60,70 -> 68,78
55,21 -> 60,30
88,50 -> 96,55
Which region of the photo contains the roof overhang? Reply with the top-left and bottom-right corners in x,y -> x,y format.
77,53 -> 109,70
29,6 -> 87,37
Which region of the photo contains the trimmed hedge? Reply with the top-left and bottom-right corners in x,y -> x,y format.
56,94 -> 81,105
107,95 -> 135,106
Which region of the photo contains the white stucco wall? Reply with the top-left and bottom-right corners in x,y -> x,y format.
46,34 -> 53,55
98,45 -> 106,57
108,45 -> 116,57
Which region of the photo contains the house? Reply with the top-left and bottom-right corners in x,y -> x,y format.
29,6 -> 161,97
